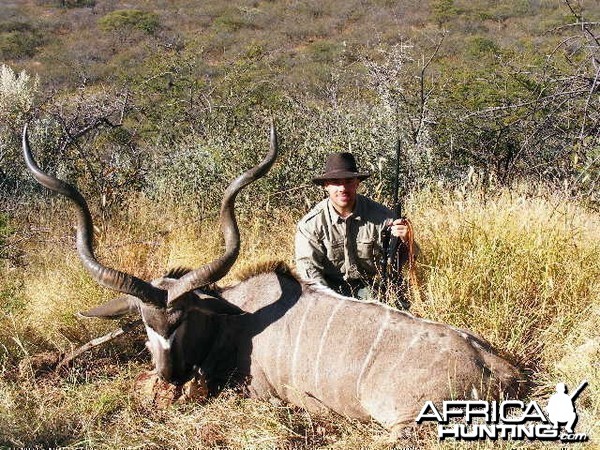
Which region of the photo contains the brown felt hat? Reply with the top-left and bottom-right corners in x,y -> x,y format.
312,152 -> 371,185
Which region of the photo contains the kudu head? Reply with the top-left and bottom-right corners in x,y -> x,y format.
23,124 -> 278,384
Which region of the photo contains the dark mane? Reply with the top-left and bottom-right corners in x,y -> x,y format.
162,266 -> 222,295
233,260 -> 297,282
163,267 -> 192,279
164,261 -> 296,291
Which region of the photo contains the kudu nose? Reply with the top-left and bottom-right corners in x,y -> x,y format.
155,352 -> 194,386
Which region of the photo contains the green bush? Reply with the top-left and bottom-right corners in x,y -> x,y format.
98,9 -> 160,35
431,0 -> 458,26
0,21 -> 44,59
58,0 -> 96,8
213,8 -> 260,32
466,35 -> 499,57
306,40 -> 343,62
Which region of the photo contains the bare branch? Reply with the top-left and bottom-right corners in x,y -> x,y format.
56,320 -> 143,370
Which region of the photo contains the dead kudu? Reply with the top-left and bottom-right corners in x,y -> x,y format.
23,124 -> 521,432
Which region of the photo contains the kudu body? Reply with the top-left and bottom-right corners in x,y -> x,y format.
23,125 -> 521,430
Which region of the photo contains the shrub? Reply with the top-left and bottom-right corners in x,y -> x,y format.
0,64 -> 38,121
0,21 -> 44,59
431,0 -> 458,26
306,40 -> 343,62
213,8 -> 261,32
98,9 -> 160,35
57,0 -> 96,8
0,64 -> 39,198
466,35 -> 499,57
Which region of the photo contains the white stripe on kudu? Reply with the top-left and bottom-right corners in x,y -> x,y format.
291,295 -> 315,387
314,299 -> 346,396
145,325 -> 176,350
356,308 -> 390,399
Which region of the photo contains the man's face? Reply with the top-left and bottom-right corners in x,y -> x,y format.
323,177 -> 360,213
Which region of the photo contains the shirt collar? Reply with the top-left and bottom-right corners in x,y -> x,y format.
327,195 -> 364,223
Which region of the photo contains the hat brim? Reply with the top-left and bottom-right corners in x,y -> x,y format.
312,171 -> 371,186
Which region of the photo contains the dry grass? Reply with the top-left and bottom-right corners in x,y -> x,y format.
1,188 -> 598,448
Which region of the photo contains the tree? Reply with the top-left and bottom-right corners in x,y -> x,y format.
431,0 -> 457,27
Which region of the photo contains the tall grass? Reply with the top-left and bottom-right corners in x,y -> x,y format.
412,189 -> 599,365
0,187 -> 598,448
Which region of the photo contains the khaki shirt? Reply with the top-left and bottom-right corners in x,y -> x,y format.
295,195 -> 396,291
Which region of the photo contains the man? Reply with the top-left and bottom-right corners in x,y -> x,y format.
295,152 -> 411,303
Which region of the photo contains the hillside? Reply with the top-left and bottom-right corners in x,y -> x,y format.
3,0 -> 596,90
1,0 -> 599,211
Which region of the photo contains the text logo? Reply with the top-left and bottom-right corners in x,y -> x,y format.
415,380 -> 589,443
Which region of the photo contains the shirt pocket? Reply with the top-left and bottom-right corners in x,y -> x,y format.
327,239 -> 345,268
356,238 -> 376,271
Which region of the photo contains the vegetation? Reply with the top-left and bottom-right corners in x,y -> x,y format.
0,0 -> 598,210
0,0 -> 599,448
1,192 -> 598,448
98,9 -> 161,35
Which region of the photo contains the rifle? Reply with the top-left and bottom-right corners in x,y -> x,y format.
380,139 -> 404,291
380,138 -> 417,308
569,380 -> 588,401
391,138 -> 408,277
392,138 -> 403,220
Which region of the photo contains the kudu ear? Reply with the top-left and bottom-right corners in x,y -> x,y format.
78,295 -> 138,319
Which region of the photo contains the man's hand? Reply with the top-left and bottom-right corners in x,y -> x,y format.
390,218 -> 410,243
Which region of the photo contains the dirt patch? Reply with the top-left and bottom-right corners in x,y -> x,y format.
18,351 -> 61,378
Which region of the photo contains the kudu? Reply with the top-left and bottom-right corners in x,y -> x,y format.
23,124 -> 521,431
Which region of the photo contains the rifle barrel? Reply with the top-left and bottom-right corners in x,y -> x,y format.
393,138 -> 402,218
569,380 -> 588,401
